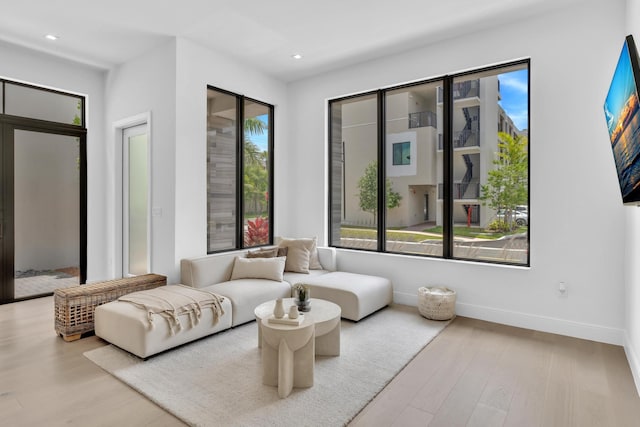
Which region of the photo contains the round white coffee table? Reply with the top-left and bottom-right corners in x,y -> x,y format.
255,298 -> 341,356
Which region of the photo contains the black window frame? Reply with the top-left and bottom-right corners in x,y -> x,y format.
1,79 -> 86,127
328,59 -> 530,267
206,85 -> 275,254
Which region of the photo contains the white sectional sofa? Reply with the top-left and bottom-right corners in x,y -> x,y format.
179,247 -> 338,326
95,245 -> 392,358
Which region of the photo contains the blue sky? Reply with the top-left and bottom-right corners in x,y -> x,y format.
248,114 -> 269,151
498,69 -> 529,131
249,71 -> 530,148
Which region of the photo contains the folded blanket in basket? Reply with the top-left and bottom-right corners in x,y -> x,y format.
119,284 -> 225,335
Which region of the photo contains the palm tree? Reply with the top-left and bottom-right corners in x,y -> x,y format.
243,117 -> 266,167
244,117 -> 266,135
243,117 -> 268,216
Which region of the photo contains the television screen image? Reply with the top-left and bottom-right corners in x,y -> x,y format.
604,35 -> 640,204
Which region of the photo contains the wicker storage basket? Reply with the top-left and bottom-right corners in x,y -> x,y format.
418,286 -> 456,320
54,274 -> 166,341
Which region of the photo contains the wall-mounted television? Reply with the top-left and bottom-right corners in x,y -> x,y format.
604,34 -> 640,205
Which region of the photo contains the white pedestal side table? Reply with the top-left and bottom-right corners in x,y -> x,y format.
255,298 -> 341,356
261,315 -> 315,398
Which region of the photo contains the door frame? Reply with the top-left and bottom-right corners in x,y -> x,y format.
113,112 -> 151,278
0,115 -> 87,303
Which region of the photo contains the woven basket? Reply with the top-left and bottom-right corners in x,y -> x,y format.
418,286 -> 456,320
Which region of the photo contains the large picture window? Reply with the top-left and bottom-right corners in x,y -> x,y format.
207,86 -> 274,253
328,60 -> 529,266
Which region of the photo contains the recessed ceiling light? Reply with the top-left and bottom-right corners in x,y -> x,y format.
292,54 -> 303,60
45,34 -> 59,41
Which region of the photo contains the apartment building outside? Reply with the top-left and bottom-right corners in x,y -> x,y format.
340,73 -> 526,231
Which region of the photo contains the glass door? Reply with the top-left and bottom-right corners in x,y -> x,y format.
122,124 -> 150,276
14,129 -> 81,298
1,127 -> 85,301
0,79 -> 87,304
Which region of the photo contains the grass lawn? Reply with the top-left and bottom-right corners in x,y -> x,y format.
341,228 -> 440,241
341,225 -> 527,241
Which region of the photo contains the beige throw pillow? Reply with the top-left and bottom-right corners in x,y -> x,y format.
230,256 -> 286,282
283,246 -> 310,273
277,237 -> 323,270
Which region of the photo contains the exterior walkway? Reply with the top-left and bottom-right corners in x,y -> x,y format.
403,221 -> 436,231
14,272 -> 78,299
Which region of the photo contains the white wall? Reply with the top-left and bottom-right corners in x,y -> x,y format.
173,38 -> 288,267
103,37 -> 287,284
625,0 -> 640,397
285,0 -> 628,344
105,41 -> 177,281
0,41 -> 108,282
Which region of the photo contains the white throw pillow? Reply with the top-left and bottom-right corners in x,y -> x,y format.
230,256 -> 286,282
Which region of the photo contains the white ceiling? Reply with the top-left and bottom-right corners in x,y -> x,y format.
0,0 -> 582,82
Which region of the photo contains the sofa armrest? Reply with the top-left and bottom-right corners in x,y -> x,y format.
317,247 -> 337,272
181,251 -> 244,288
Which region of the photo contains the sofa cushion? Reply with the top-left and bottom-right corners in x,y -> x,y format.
283,269 -> 330,287
204,280 -> 292,326
298,272 -> 393,321
230,256 -> 286,282
95,296 -> 233,358
277,237 -> 323,270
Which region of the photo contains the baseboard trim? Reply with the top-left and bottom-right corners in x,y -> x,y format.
624,332 -> 640,398
393,291 -> 624,346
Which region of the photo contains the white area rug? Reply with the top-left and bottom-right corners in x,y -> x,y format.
84,305 -> 448,427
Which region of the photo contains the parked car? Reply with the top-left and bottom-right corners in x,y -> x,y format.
497,209 -> 528,226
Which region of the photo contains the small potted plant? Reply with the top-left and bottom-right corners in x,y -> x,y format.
294,284 -> 311,312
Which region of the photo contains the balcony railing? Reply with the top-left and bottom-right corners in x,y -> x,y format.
438,182 -> 480,200
437,79 -> 480,102
408,111 -> 437,129
438,130 -> 480,150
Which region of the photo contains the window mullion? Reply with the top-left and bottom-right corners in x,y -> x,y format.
377,90 -> 386,252
237,96 -> 245,249
267,105 -> 275,245
442,77 -> 454,258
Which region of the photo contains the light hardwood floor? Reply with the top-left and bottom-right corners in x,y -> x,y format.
1,296 -> 639,426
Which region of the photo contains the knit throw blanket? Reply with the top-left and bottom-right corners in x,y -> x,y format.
119,285 -> 225,335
